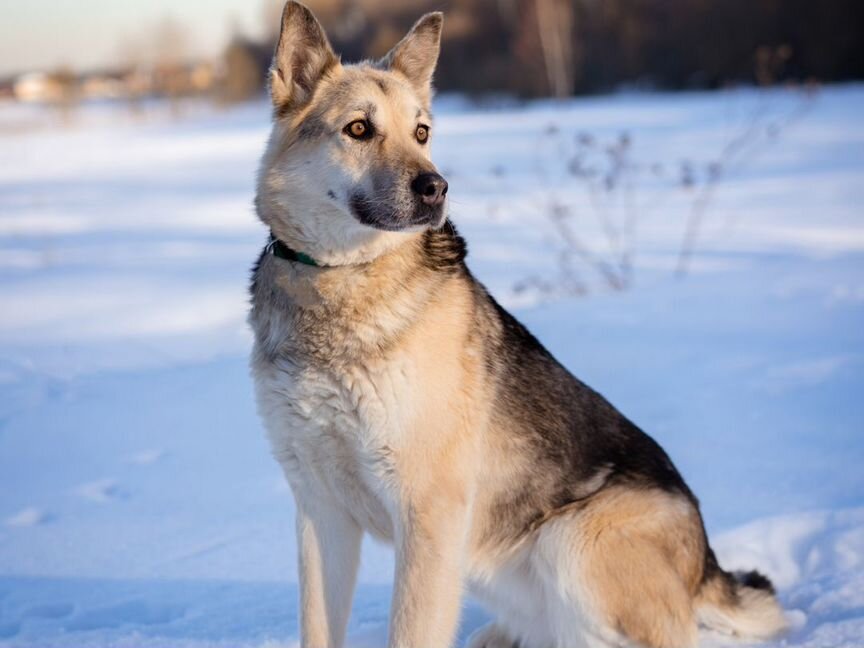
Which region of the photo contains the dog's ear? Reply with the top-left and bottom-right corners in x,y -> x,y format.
381,13 -> 443,105
269,1 -> 338,112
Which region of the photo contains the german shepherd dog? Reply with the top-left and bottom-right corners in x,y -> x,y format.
249,3 -> 787,647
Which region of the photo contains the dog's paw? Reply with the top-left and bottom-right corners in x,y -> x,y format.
465,623 -> 519,648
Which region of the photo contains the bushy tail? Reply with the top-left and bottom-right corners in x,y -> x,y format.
696,565 -> 788,640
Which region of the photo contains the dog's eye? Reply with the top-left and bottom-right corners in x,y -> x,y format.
345,119 -> 372,140
416,125 -> 429,144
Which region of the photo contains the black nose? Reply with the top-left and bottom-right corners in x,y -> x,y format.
411,172 -> 448,207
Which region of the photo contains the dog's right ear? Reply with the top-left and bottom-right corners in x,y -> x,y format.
269,1 -> 338,112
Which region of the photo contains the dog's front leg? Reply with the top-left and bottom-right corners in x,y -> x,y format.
295,494 -> 362,648
388,494 -> 471,648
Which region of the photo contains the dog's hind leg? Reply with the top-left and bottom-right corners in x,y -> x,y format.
531,487 -> 706,648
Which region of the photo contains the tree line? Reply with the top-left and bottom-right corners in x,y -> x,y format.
221,0 -> 862,101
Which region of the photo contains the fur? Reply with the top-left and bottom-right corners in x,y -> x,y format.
248,3 -> 788,647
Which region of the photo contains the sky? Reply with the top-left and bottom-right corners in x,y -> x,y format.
0,0 -> 272,77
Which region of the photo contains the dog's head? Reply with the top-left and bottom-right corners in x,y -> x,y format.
256,1 -> 447,265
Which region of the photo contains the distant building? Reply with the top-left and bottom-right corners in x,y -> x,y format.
0,77 -> 15,101
80,72 -> 126,100
13,72 -> 66,103
8,61 -> 218,105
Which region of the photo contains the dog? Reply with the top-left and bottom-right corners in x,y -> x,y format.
248,3 -> 788,647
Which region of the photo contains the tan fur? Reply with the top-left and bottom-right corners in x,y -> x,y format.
250,4 -> 787,648
252,240 -> 488,647
575,489 -> 705,648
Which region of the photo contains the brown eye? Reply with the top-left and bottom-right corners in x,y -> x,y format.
416,124 -> 429,144
345,119 -> 371,140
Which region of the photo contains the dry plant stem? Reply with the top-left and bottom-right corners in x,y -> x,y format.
518,83 -> 815,297
549,203 -> 626,291
675,88 -> 815,275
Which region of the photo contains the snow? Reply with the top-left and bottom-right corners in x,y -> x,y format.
1,85 -> 862,647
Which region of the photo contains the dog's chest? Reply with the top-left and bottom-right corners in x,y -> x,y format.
253,344 -> 412,540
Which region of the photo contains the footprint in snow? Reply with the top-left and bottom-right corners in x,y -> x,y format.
65,600 -> 186,632
23,602 -> 75,620
4,507 -> 51,527
0,620 -> 20,639
126,448 -> 165,466
73,479 -> 127,503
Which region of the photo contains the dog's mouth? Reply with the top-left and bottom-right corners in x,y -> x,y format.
349,192 -> 445,232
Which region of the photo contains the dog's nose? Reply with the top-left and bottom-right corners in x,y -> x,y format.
411,172 -> 448,207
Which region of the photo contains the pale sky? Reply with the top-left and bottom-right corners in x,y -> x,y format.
0,0 -> 273,77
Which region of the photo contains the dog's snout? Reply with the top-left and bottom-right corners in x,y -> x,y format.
411,172 -> 448,207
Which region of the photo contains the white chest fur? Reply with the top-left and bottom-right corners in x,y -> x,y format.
252,344 -> 414,541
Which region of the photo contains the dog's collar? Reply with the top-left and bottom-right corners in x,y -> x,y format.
266,233 -> 322,267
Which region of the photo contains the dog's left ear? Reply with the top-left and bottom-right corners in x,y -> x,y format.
381,13 -> 443,105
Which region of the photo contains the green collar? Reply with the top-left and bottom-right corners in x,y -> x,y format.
267,233 -> 321,267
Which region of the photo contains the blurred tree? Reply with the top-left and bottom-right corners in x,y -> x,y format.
116,36 -> 150,116
219,37 -> 269,103
152,16 -> 191,115
238,0 -> 864,98
46,67 -> 80,125
535,0 -> 575,97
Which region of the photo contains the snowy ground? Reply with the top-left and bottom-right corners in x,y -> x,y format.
0,86 -> 862,647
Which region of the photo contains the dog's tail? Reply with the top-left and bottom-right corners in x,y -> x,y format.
695,556 -> 788,640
